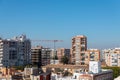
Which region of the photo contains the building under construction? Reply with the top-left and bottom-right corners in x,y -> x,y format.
31,46 -> 51,67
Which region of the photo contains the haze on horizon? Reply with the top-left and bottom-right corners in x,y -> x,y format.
0,0 -> 120,49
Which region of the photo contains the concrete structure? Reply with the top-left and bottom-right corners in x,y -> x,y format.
50,60 -> 59,64
0,67 -> 23,80
50,49 -> 55,59
24,67 -> 39,76
103,48 -> 120,66
71,70 -> 113,80
48,61 -> 113,80
89,61 -> 101,74
42,64 -> 89,74
71,35 -> 100,66
24,67 -> 51,80
57,48 -> 70,62
30,73 -> 51,80
85,49 -> 100,65
71,35 -> 87,65
0,34 -> 31,67
41,48 -> 51,66
71,61 -> 113,80
31,46 -> 51,66
31,46 -> 42,67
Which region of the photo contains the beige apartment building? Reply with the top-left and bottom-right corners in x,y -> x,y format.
103,48 -> 120,66
57,48 -> 70,62
71,35 -> 101,66
71,35 -> 87,65
85,49 -> 100,64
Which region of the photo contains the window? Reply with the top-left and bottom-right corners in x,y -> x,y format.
76,39 -> 80,43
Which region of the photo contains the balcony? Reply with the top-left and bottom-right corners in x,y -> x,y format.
81,44 -> 85,47
81,53 -> 85,56
81,57 -> 85,61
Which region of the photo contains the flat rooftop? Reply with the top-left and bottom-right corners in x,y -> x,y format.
42,64 -> 89,69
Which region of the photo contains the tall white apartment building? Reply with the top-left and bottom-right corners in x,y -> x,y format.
103,48 -> 120,66
0,35 -> 31,67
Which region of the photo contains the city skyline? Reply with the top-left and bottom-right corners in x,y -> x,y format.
0,0 -> 120,49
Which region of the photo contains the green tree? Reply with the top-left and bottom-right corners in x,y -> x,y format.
53,55 -> 58,60
60,56 -> 69,64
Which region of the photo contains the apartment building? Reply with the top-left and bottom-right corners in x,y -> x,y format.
0,35 -> 31,67
57,48 -> 70,62
85,49 -> 100,64
31,46 -> 42,67
103,48 -> 120,66
41,48 -> 51,66
31,46 -> 51,66
71,35 -> 87,65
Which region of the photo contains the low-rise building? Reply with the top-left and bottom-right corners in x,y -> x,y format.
71,61 -> 113,80
71,69 -> 113,80
24,67 -> 51,80
72,70 -> 113,80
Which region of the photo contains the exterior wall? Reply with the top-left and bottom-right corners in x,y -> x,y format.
71,35 -> 100,65
24,67 -> 38,76
31,46 -> 51,66
30,73 -> 51,80
0,35 -> 31,67
89,61 -> 101,74
118,54 -> 120,66
50,49 -> 55,59
93,71 -> 113,80
103,48 -> 120,66
79,74 -> 93,80
41,48 -> 51,66
31,46 -> 42,67
57,48 -> 64,61
72,70 -> 113,80
71,35 -> 87,65
85,49 -> 100,65
57,48 -> 70,62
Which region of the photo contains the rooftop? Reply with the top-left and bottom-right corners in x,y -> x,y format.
42,64 -> 89,69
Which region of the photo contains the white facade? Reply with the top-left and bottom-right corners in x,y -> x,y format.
50,60 -> 59,64
0,35 -> 31,67
89,61 -> 101,73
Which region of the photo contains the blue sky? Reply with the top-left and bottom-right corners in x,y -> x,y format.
0,0 -> 120,49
